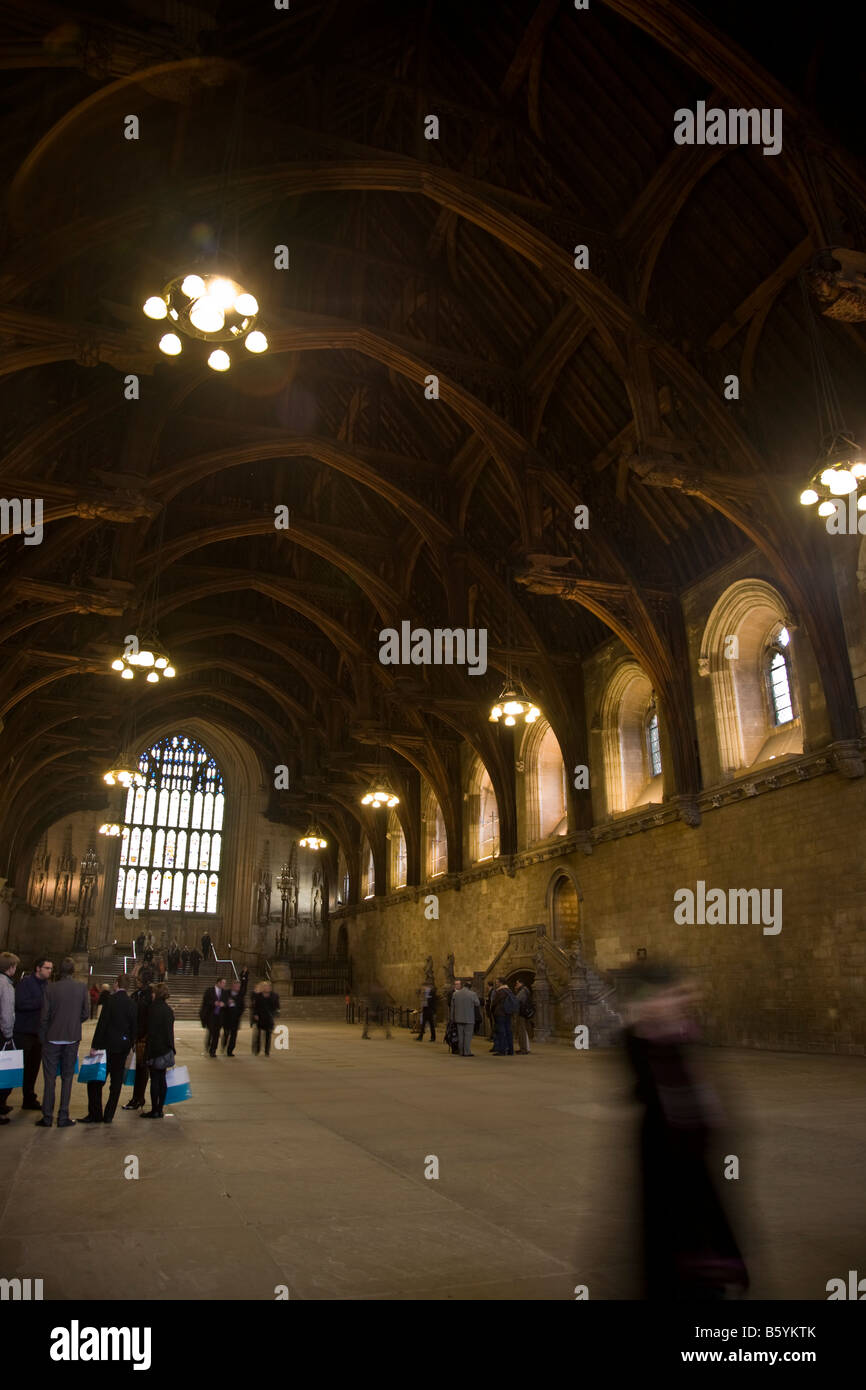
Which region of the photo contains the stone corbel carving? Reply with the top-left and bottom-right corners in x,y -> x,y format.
697,656 -> 710,677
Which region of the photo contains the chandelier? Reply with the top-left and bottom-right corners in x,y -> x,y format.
143,272 -> 268,371
98,821 -> 129,838
110,631 -> 176,683
299,822 -> 328,850
489,684 -> 541,727
798,431 -> 866,516
102,760 -> 145,789
798,277 -> 866,518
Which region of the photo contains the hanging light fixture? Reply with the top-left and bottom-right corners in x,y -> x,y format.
299,820 -> 328,850
488,573 -> 542,726
143,272 -> 268,372
110,630 -> 176,683
798,278 -> 866,516
102,761 -> 144,789
360,747 -> 399,808
98,821 -> 129,838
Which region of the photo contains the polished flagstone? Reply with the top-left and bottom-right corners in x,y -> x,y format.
0,1020 -> 862,1301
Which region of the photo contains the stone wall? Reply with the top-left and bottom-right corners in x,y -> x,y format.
334,763 -> 866,1055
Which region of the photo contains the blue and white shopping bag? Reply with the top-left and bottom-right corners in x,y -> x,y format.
0,1046 -> 24,1090
123,1051 -> 136,1086
164,1064 -> 191,1104
77,1050 -> 107,1084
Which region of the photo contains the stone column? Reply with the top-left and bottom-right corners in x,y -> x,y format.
531,950 -> 554,1042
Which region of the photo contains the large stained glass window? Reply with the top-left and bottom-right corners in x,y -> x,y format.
115,735 -> 224,915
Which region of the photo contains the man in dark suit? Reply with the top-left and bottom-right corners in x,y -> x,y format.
200,977 -> 227,1056
220,979 -> 246,1056
79,973 -> 138,1124
123,981 -> 152,1111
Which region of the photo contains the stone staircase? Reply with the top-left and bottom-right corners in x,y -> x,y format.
89,957 -> 346,1023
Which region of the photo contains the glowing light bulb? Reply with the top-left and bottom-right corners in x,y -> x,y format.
164,666 -> 176,678
143,296 -> 167,320
181,274 -> 205,298
137,649 -> 155,667
189,297 -> 225,333
208,349 -> 231,372
818,501 -> 836,517
799,489 -> 819,506
858,495 -> 866,512
851,462 -> 866,480
830,470 -> 856,495
503,699 -> 524,716
121,668 -> 134,680
146,671 -> 159,683
154,656 -> 167,669
820,468 -> 836,487
244,330 -> 268,353
234,293 -> 258,316
208,278 -> 237,308
504,715 -> 516,726
111,658 -> 124,671
158,333 -> 182,356
489,706 -> 503,722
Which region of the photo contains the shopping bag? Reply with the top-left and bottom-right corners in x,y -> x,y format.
0,1046 -> 24,1090
164,1064 -> 191,1104
123,1051 -> 136,1086
77,1050 -> 107,1084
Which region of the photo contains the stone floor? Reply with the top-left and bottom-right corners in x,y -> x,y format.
0,1020 -> 862,1301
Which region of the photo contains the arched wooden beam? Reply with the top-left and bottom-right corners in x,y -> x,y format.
168,619 -> 350,710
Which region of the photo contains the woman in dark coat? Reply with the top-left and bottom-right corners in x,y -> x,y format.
623,966 -> 748,1301
142,983 -> 175,1119
250,981 -> 280,1055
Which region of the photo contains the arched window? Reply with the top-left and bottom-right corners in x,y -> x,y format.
115,734 -> 224,914
600,664 -> 663,815
522,721 -> 568,841
767,627 -> 794,725
337,848 -> 349,906
361,840 -> 375,899
468,762 -> 499,862
646,708 -> 662,778
387,811 -> 407,889
423,789 -> 448,878
699,581 -> 802,775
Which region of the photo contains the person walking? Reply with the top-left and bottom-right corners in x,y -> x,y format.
201,931 -> 212,962
623,966 -> 749,1300
251,981 -> 280,1055
8,958 -> 52,1112
180,945 -> 190,976
123,980 -> 153,1111
200,977 -> 228,1056
79,974 -> 137,1125
514,978 -> 533,1054
221,979 -> 245,1056
491,977 -> 517,1056
189,947 -> 201,977
449,978 -> 478,1056
37,957 -> 89,1127
0,952 -> 20,1125
135,931 -> 145,958
141,984 -> 175,1119
415,983 -> 438,1042
361,983 -> 390,1040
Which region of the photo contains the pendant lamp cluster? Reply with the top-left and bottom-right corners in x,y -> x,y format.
110,632 -> 176,683
798,277 -> 866,518
299,822 -> 328,851
144,272 -> 268,372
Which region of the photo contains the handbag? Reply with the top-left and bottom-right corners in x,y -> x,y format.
148,1050 -> 175,1070
0,1042 -> 24,1090
164,1065 -> 191,1104
122,1050 -> 136,1085
77,1050 -> 107,1084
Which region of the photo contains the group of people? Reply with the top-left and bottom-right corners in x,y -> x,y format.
0,950 -> 176,1124
413,976 -> 534,1056
199,974 -> 280,1056
134,930 -> 212,979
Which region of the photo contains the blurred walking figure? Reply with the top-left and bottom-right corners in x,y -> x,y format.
142,983 -> 175,1119
490,978 -> 517,1055
200,977 -> 227,1057
80,974 -> 137,1124
361,983 -> 390,1039
221,978 -> 245,1056
201,931 -> 212,962
251,981 -> 280,1055
123,980 -> 153,1111
416,982 -> 437,1042
180,945 -> 190,975
189,947 -> 202,977
623,966 -> 749,1301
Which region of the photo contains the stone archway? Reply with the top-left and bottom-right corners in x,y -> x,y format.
549,872 -> 580,951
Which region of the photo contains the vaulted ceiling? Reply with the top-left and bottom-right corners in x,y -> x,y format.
1,0 -> 864,877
